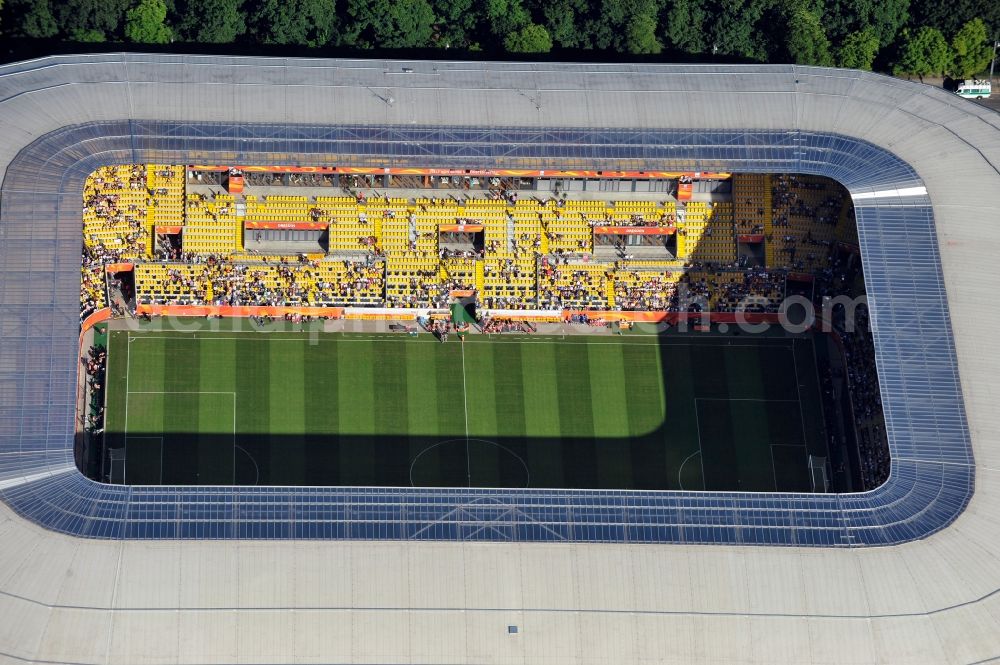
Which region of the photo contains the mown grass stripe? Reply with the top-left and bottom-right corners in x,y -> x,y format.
236,336 -> 270,484
623,342 -> 669,490
433,342 -> 468,486
268,337 -> 306,484
337,338 -> 376,485
659,344 -> 703,491
162,336 -> 200,484
199,338 -> 237,484
303,340 -> 339,486
696,398 -> 738,490
490,342 -> 530,488
405,340 -> 441,487
758,343 -> 799,401
462,341 -> 500,487
520,343 -> 563,488
587,341 -> 633,489
729,401 -> 776,491
722,346 -> 774,490
370,338 -> 410,486
555,342 -> 597,487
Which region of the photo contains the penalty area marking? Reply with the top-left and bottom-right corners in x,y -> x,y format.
769,443 -> 809,493
676,448 -> 703,492
123,389 -> 236,485
408,438 -> 531,489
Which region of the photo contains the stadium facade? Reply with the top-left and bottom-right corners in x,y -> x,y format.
0,54 -> 997,663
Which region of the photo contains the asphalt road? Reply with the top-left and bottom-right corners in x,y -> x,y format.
972,95 -> 1000,114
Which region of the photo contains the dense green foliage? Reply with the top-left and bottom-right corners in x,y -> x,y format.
951,18 -> 994,78
124,0 -> 172,44
893,26 -> 952,77
785,5 -> 834,66
1,0 -> 996,77
836,28 -> 880,70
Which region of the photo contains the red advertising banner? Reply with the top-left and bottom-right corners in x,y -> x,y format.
104,263 -> 134,273
439,224 -> 484,232
190,165 -> 731,181
80,307 -> 112,333
155,225 -> 183,235
245,221 -> 328,231
562,310 -> 784,325
593,226 -> 676,235
227,175 -> 244,194
677,182 -> 693,201
449,289 -> 475,297
738,234 -> 765,243
787,272 -> 815,283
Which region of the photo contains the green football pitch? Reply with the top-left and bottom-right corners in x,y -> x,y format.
103,323 -> 829,491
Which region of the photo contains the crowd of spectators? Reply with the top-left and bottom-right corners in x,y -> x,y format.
613,266 -> 785,313
538,263 -> 608,309
481,317 -> 535,334
813,249 -> 889,489
386,271 -> 451,308
83,344 -> 106,436
81,166 -> 153,318
839,304 -> 888,488
770,174 -> 848,272
479,295 -> 538,310
600,211 -> 677,227
484,258 -> 530,282
137,255 -> 384,306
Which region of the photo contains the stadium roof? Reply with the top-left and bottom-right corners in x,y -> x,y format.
0,54 -> 998,663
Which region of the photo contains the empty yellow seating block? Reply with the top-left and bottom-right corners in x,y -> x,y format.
146,165 -> 185,230
678,200 -> 736,264
183,193 -> 240,255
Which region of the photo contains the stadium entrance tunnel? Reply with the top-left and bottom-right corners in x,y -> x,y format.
0,103 -> 971,543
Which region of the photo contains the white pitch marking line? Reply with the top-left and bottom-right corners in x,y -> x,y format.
692,399 -> 707,491
790,341 -> 810,452
123,332 -> 132,484
126,333 -> 792,350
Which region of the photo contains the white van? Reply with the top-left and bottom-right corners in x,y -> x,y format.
956,79 -> 992,99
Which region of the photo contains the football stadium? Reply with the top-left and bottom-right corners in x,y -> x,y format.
0,54 -> 998,663
89,167 -> 851,493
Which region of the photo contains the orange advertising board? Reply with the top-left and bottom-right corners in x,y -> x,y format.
136,304 -> 344,318
439,224 -> 484,233
593,226 -> 675,235
245,221 -> 328,231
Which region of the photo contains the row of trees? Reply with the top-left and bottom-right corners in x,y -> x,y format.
2,0 -> 997,77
